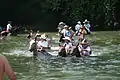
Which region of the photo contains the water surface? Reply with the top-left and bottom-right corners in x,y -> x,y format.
1,32 -> 120,80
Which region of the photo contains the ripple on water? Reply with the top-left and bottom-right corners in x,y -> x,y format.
2,48 -> 33,57
2,36 -> 120,80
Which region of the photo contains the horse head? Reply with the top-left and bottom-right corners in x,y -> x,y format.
29,40 -> 37,52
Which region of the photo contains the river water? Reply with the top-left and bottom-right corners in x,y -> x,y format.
1,32 -> 120,80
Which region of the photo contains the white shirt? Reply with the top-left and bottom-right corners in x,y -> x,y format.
35,33 -> 40,36
61,29 -> 71,37
37,40 -> 48,48
78,45 -> 91,55
75,24 -> 82,31
7,24 -> 12,32
63,42 -> 73,50
61,29 -> 66,34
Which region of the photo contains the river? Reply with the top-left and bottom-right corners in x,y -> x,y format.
1,31 -> 120,80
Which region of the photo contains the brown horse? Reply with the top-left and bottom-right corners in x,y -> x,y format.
0,31 -> 9,40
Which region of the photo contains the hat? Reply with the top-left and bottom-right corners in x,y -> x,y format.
59,22 -> 64,25
63,37 -> 71,41
83,19 -> 89,23
69,27 -> 72,29
40,33 -> 46,39
64,25 -> 69,28
77,21 -> 81,24
81,39 -> 89,45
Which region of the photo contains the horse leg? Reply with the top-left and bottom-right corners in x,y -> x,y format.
58,48 -> 67,57
72,47 -> 81,57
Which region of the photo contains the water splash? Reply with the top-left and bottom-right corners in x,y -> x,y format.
2,48 -> 33,57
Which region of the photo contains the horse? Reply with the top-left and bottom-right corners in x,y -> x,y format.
58,48 -> 68,57
29,39 -> 91,58
10,26 -> 26,36
28,39 -> 53,59
71,43 -> 92,57
59,34 -> 65,43
0,31 -> 9,40
71,46 -> 81,57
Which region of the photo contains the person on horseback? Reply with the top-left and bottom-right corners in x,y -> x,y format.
69,27 -> 74,39
77,25 -> 87,41
59,25 -> 71,42
0,28 -> 9,40
62,25 -> 72,37
57,22 -> 65,35
0,21 -> 12,39
58,37 -> 73,57
75,21 -> 82,36
6,21 -> 12,33
77,39 -> 92,56
83,19 -> 91,34
37,33 -> 50,52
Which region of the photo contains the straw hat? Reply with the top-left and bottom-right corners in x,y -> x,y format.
63,37 -> 71,41
64,25 -> 69,28
69,27 -> 72,29
59,22 -> 64,25
40,33 -> 46,39
81,39 -> 89,45
83,19 -> 89,23
77,21 -> 81,24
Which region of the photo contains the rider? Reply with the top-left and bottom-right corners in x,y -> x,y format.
68,27 -> 74,39
37,33 -> 50,52
6,21 -> 12,33
77,39 -> 92,56
75,21 -> 82,36
57,22 -> 66,35
83,19 -> 91,34
0,55 -> 16,80
59,25 -> 71,42
78,24 -> 86,41
0,21 -> 12,38
61,25 -> 71,38
59,37 -> 73,55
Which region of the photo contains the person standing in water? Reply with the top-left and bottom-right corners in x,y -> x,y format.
0,55 -> 16,80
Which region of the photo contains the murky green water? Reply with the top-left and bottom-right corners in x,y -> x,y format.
1,31 -> 120,80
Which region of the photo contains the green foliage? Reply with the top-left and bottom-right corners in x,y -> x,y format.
0,0 -> 120,31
